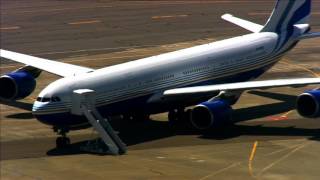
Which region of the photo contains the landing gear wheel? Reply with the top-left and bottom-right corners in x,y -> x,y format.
134,114 -> 150,122
168,108 -> 188,129
56,137 -> 70,149
123,114 -> 149,122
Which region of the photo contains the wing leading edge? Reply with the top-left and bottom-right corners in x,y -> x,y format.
0,49 -> 94,77
164,78 -> 320,97
221,14 -> 263,33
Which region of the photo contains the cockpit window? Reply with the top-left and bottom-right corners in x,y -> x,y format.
42,98 -> 51,102
37,97 -> 60,102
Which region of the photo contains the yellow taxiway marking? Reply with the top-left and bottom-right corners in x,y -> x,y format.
68,20 -> 101,25
248,141 -> 259,177
152,14 -> 189,20
0,26 -> 20,30
249,141 -> 259,161
265,141 -> 306,156
257,142 -> 312,177
199,162 -> 242,180
197,139 -> 309,180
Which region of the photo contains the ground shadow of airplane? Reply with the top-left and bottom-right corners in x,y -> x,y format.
0,99 -> 33,111
1,99 -> 34,120
232,90 -> 297,122
46,90 -> 320,156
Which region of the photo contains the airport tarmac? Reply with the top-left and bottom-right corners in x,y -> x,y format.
1,0 -> 320,179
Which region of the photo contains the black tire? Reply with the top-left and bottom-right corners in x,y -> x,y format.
168,108 -> 189,129
134,114 -> 150,122
168,110 -> 178,122
123,114 -> 149,122
56,137 -> 70,149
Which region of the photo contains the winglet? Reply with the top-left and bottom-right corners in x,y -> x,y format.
221,13 -> 263,33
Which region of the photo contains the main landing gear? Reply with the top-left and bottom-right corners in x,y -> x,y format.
168,108 -> 191,128
54,127 -> 70,149
123,113 -> 150,122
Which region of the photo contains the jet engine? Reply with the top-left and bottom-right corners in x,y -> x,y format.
0,71 -> 36,100
296,90 -> 320,118
190,100 -> 232,130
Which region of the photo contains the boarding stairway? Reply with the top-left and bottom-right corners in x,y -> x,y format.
71,89 -> 127,155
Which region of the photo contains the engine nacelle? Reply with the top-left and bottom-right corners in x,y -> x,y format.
0,71 -> 36,100
296,90 -> 320,118
190,100 -> 232,130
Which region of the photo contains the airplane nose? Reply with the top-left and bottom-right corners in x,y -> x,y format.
32,101 -> 51,115
32,100 -> 87,127
32,99 -> 70,117
32,101 -> 42,113
32,101 -> 55,125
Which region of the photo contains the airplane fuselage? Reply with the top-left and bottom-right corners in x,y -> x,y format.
32,32 -> 294,129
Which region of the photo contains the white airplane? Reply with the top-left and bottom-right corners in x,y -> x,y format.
1,0 -> 320,148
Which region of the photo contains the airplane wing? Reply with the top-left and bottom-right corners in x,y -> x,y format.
164,78 -> 320,97
0,49 -> 94,77
221,14 -> 263,33
298,32 -> 320,40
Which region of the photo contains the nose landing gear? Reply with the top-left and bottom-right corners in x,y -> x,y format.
54,127 -> 70,149
56,136 -> 70,149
